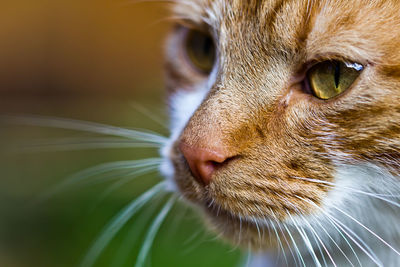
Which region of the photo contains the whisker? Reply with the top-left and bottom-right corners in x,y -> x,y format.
1,115 -> 168,144
288,213 -> 322,267
109,193 -> 165,267
297,196 -> 383,266
293,176 -> 400,216
269,221 -> 285,266
38,158 -> 162,202
304,223 -> 329,267
252,218 -> 262,244
283,224 -> 306,267
15,137 -> 162,153
88,167 -> 160,212
237,215 -> 243,247
311,214 -> 357,267
332,205 -> 400,257
176,211 -> 200,246
134,196 -> 176,267
269,199 -> 299,266
270,221 -> 288,266
130,102 -> 168,130
274,220 -> 293,267
291,176 -> 400,197
181,228 -> 206,255
80,182 -> 167,267
238,251 -> 252,267
328,215 -> 383,267
297,214 -> 336,267
337,186 -> 400,209
309,225 -> 336,267
278,193 -> 328,265
82,165 -> 160,186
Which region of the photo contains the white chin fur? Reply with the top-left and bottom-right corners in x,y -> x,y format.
276,163 -> 400,267
299,163 -> 400,228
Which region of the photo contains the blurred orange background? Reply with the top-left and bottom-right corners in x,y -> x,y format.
0,0 -> 168,97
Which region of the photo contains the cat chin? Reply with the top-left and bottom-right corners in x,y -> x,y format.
201,204 -> 288,251
202,163 -> 400,265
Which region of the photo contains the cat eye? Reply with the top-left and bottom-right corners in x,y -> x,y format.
185,29 -> 216,74
306,61 -> 364,100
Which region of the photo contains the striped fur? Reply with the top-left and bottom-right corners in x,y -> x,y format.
161,1 -> 400,265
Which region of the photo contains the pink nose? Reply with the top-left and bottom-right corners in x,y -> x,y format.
179,143 -> 230,185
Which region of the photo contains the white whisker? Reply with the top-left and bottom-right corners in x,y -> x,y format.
109,194 -> 165,267
291,176 -> 400,197
269,220 -> 288,266
130,102 -> 168,130
275,220 -> 294,267
298,214 -> 336,267
292,175 -> 400,212
283,224 -> 306,267
252,218 -> 262,247
38,158 -> 162,202
88,167 -> 160,212
15,137 -> 162,153
238,251 -> 252,267
329,216 -> 382,267
135,196 -> 176,267
80,182 -> 167,267
1,115 -> 168,144
311,214 -> 357,267
288,213 -> 322,267
90,165 -> 159,186
297,196 -> 383,266
332,206 -> 400,257
305,224 -> 329,267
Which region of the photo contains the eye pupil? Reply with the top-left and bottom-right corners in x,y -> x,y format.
185,29 -> 215,74
202,37 -> 211,54
334,62 -> 340,88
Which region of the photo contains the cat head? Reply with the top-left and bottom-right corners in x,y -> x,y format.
161,0 -> 400,250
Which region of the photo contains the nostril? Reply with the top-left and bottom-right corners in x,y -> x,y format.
179,142 -> 232,185
208,156 -> 236,169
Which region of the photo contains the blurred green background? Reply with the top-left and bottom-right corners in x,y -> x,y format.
0,1 -> 242,266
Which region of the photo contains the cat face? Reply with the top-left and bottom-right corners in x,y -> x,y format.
161,0 -> 400,249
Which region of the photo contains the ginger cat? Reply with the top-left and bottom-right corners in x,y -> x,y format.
160,0 -> 400,266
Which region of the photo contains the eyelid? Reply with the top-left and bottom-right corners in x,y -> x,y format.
305,54 -> 367,70
293,55 -> 366,80
173,19 -> 210,33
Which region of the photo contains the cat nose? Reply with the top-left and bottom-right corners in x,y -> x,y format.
179,143 -> 230,185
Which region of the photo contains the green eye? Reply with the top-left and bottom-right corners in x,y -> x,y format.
307,61 -> 364,100
185,29 -> 215,74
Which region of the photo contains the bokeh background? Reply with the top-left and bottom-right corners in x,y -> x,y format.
0,1 -> 243,266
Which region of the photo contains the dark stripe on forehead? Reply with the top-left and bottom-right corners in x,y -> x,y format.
261,0 -> 287,28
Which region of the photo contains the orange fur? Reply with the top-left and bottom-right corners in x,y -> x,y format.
163,0 -> 400,252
